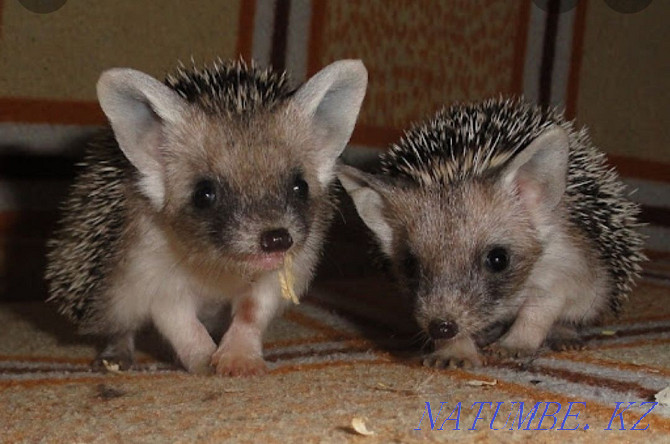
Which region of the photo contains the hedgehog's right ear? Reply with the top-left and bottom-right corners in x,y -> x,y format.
97,68 -> 189,207
337,165 -> 394,256
291,60 -> 368,185
500,125 -> 570,214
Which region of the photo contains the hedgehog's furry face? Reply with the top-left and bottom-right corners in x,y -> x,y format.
96,60 -> 367,275
157,109 -> 327,273
384,181 -> 542,338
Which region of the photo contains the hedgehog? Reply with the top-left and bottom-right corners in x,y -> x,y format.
45,59 -> 368,375
338,97 -> 645,368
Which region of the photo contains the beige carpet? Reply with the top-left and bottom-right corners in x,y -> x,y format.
2,253 -> 670,443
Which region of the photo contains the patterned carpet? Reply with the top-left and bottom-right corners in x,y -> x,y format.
1,254 -> 670,442
1,2 -> 667,441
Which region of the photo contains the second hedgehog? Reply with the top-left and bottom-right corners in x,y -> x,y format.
46,59 -> 367,375
339,98 -> 644,368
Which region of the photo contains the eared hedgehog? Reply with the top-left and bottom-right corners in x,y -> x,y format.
338,98 -> 645,368
46,59 -> 368,375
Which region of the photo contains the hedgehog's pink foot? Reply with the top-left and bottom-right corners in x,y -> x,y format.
211,316 -> 267,377
211,349 -> 268,376
211,295 -> 274,377
423,335 -> 484,369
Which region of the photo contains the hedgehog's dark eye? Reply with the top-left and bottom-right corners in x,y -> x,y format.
292,175 -> 309,201
192,179 -> 216,209
485,247 -> 510,273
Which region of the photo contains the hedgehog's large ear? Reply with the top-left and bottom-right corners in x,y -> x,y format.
338,165 -> 394,256
499,125 -> 570,213
291,60 -> 368,184
97,68 -> 189,207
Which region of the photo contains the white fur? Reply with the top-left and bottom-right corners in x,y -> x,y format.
104,212 -> 321,373
498,217 -> 610,352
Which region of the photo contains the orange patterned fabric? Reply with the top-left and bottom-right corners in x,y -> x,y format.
309,0 -> 528,132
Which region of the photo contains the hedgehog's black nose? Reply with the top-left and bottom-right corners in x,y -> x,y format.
260,228 -> 293,253
428,319 -> 459,340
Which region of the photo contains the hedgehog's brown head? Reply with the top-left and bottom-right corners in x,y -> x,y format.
96,60 -> 367,276
338,126 -> 569,343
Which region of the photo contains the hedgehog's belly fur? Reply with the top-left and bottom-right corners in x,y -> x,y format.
93,218 -> 250,336
526,212 -> 612,326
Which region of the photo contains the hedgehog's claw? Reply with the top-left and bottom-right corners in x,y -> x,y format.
422,353 -> 482,370
422,347 -> 484,370
546,335 -> 586,352
92,353 -> 133,372
211,352 -> 268,377
92,334 -> 135,372
545,325 -> 586,352
422,334 -> 484,369
485,342 -> 538,361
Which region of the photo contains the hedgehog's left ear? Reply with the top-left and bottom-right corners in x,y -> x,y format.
97,68 -> 189,207
291,60 -> 368,184
500,125 -> 570,213
337,165 -> 394,256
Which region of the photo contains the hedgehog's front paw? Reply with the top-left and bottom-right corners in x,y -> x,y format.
423,335 -> 484,369
211,349 -> 268,377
